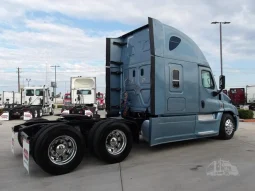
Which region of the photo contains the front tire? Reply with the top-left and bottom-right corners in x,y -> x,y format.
218,113 -> 235,140
93,122 -> 133,164
33,124 -> 85,175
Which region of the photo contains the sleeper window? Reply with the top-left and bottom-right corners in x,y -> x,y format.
169,36 -> 181,51
172,70 -> 180,88
140,69 -> 144,76
201,70 -> 214,89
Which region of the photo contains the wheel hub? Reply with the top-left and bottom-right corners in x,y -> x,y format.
110,137 -> 118,147
56,144 -> 66,155
48,136 -> 77,165
105,130 -> 127,155
225,119 -> 234,135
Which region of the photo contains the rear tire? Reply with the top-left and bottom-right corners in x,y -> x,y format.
37,109 -> 43,118
31,124 -> 54,163
34,110 -> 38,118
218,113 -> 235,140
93,122 -> 133,164
49,108 -> 54,115
88,119 -> 113,154
33,124 -> 85,175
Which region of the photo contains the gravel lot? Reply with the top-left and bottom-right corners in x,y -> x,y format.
1,110 -> 255,191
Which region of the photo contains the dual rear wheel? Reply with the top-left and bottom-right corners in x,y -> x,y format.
20,120 -> 133,175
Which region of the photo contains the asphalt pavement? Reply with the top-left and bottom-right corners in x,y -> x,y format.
0,109 -> 255,191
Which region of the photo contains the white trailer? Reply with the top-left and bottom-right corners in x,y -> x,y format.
247,86 -> 255,104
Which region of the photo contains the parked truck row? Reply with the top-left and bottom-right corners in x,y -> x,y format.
11,17 -> 239,176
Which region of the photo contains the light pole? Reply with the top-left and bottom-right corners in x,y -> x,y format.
26,79 -> 31,87
50,65 -> 60,103
211,21 -> 231,76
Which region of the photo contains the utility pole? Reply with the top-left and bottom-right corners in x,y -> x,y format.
46,61 -> 48,86
50,65 -> 60,103
211,21 -> 231,76
17,67 -> 21,92
26,79 -> 31,87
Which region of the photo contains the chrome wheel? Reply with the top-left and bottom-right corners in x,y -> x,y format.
48,136 -> 77,165
225,119 -> 234,135
105,130 -> 127,155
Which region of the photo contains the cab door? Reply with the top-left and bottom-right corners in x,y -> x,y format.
199,66 -> 220,113
196,66 -> 222,135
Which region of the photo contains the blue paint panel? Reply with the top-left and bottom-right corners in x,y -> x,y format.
195,112 -> 223,136
154,56 -> 166,115
167,98 -> 185,112
150,115 -> 196,146
121,28 -> 151,112
154,59 -> 199,115
162,24 -> 208,65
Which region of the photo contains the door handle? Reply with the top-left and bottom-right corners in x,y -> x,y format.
201,100 -> 205,108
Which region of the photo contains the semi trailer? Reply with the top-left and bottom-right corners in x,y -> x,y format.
12,17 -> 239,175
61,77 -> 98,117
1,86 -> 54,120
228,88 -> 245,107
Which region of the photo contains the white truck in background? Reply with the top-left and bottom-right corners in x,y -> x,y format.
61,77 -> 98,117
0,86 -> 55,120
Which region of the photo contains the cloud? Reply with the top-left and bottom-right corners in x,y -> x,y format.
0,18 -> 126,92
1,0 -> 255,91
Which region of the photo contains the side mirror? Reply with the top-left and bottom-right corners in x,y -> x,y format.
51,92 -> 54,97
219,75 -> 225,90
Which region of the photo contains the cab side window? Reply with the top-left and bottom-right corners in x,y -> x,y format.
172,70 -> 180,88
201,70 -> 214,89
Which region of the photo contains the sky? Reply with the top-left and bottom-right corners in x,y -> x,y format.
1,0 -> 255,95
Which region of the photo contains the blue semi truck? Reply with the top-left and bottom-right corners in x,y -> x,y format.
12,17 -> 239,175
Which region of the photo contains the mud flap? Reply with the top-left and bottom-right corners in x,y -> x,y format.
23,111 -> 33,121
23,139 -> 30,174
0,112 -> 10,120
85,110 -> 93,117
61,109 -> 70,116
